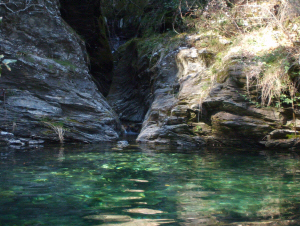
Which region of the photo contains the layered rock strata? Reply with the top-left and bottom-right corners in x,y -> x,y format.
135,42 -> 299,148
0,0 -> 121,143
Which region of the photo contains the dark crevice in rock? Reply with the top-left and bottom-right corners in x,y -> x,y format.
107,40 -> 152,124
59,0 -> 113,96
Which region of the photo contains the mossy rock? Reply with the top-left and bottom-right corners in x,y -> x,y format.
192,122 -> 212,135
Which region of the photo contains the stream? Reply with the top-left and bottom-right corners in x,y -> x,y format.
1,142 -> 300,226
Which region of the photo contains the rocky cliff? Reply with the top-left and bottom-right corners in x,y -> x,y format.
111,33 -> 300,148
104,0 -> 300,149
0,0 -> 121,144
136,45 -> 277,147
1,0 -> 299,148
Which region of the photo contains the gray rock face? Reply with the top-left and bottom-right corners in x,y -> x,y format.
0,0 -> 121,143
136,41 -> 298,147
137,49 -> 206,147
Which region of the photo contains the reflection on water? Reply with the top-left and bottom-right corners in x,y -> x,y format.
0,144 -> 300,226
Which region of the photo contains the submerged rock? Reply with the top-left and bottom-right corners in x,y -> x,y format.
123,208 -> 164,214
84,214 -> 132,222
117,140 -> 129,148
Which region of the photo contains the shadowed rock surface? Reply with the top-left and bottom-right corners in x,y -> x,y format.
107,40 -> 152,123
59,0 -> 113,96
0,0 -> 121,143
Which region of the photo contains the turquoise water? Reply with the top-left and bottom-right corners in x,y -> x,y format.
1,143 -> 300,226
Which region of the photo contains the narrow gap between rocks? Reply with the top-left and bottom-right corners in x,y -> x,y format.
58,0 -> 150,138
59,0 -> 113,96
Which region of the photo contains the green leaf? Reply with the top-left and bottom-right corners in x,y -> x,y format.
283,98 -> 293,104
284,65 -> 290,73
2,59 -> 17,71
4,63 -> 11,71
2,59 -> 17,65
280,94 -> 287,100
0,65 -> 2,77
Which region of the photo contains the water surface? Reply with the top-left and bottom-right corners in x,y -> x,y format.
1,143 -> 300,226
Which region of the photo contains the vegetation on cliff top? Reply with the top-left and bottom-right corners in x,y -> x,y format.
109,0 -> 300,109
106,0 -> 300,137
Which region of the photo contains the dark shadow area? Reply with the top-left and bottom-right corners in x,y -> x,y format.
59,0 -> 113,96
107,40 -> 152,123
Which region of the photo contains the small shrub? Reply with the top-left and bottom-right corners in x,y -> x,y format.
286,134 -> 300,139
194,125 -> 202,132
42,120 -> 66,143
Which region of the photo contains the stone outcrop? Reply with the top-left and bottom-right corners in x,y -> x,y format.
0,0 -> 121,143
136,48 -> 206,147
133,38 -> 299,148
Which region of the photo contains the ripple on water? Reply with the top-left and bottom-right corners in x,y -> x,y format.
1,144 -> 300,226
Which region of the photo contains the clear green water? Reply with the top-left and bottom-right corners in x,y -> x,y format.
1,143 -> 300,226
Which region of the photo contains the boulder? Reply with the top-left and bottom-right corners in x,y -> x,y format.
270,129 -> 299,139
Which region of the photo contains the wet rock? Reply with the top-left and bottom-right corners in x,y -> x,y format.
59,0 -> 113,96
0,131 -> 14,140
117,140 -> 129,148
270,129 -> 299,139
265,139 -> 300,148
107,40 -> 152,122
28,140 -> 44,145
8,139 -> 25,146
138,123 -> 205,147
